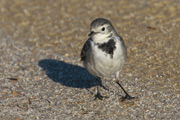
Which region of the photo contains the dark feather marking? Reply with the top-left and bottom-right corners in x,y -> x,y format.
97,39 -> 116,58
80,39 -> 92,61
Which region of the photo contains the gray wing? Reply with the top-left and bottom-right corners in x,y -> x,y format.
118,36 -> 127,58
80,38 -> 92,61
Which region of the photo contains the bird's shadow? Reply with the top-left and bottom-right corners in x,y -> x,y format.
38,59 -> 102,89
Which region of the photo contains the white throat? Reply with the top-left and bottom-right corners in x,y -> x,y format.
91,33 -> 111,43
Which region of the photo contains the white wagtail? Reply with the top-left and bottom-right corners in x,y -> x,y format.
81,18 -> 135,101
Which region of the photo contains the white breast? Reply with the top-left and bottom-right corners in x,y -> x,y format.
84,39 -> 126,77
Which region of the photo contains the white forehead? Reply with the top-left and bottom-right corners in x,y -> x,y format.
91,24 -> 109,31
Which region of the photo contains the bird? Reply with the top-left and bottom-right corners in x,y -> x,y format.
80,18 -> 135,101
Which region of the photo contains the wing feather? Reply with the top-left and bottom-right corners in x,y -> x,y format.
80,38 -> 92,61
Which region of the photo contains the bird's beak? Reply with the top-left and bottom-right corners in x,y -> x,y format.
88,31 -> 95,36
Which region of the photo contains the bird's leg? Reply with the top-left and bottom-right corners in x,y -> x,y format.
94,77 -> 103,100
116,80 -> 135,101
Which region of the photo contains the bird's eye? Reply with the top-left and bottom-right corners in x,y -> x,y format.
102,27 -> 105,31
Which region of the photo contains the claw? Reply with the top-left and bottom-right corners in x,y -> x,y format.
121,94 -> 136,102
94,92 -> 109,100
94,92 -> 103,100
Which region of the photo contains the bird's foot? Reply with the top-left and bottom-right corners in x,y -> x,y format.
121,94 -> 136,102
94,92 -> 109,100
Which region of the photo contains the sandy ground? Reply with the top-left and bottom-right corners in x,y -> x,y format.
0,0 -> 180,119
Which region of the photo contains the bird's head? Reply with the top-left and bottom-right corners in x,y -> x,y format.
88,18 -> 116,43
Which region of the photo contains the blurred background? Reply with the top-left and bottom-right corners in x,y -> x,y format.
0,0 -> 180,119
